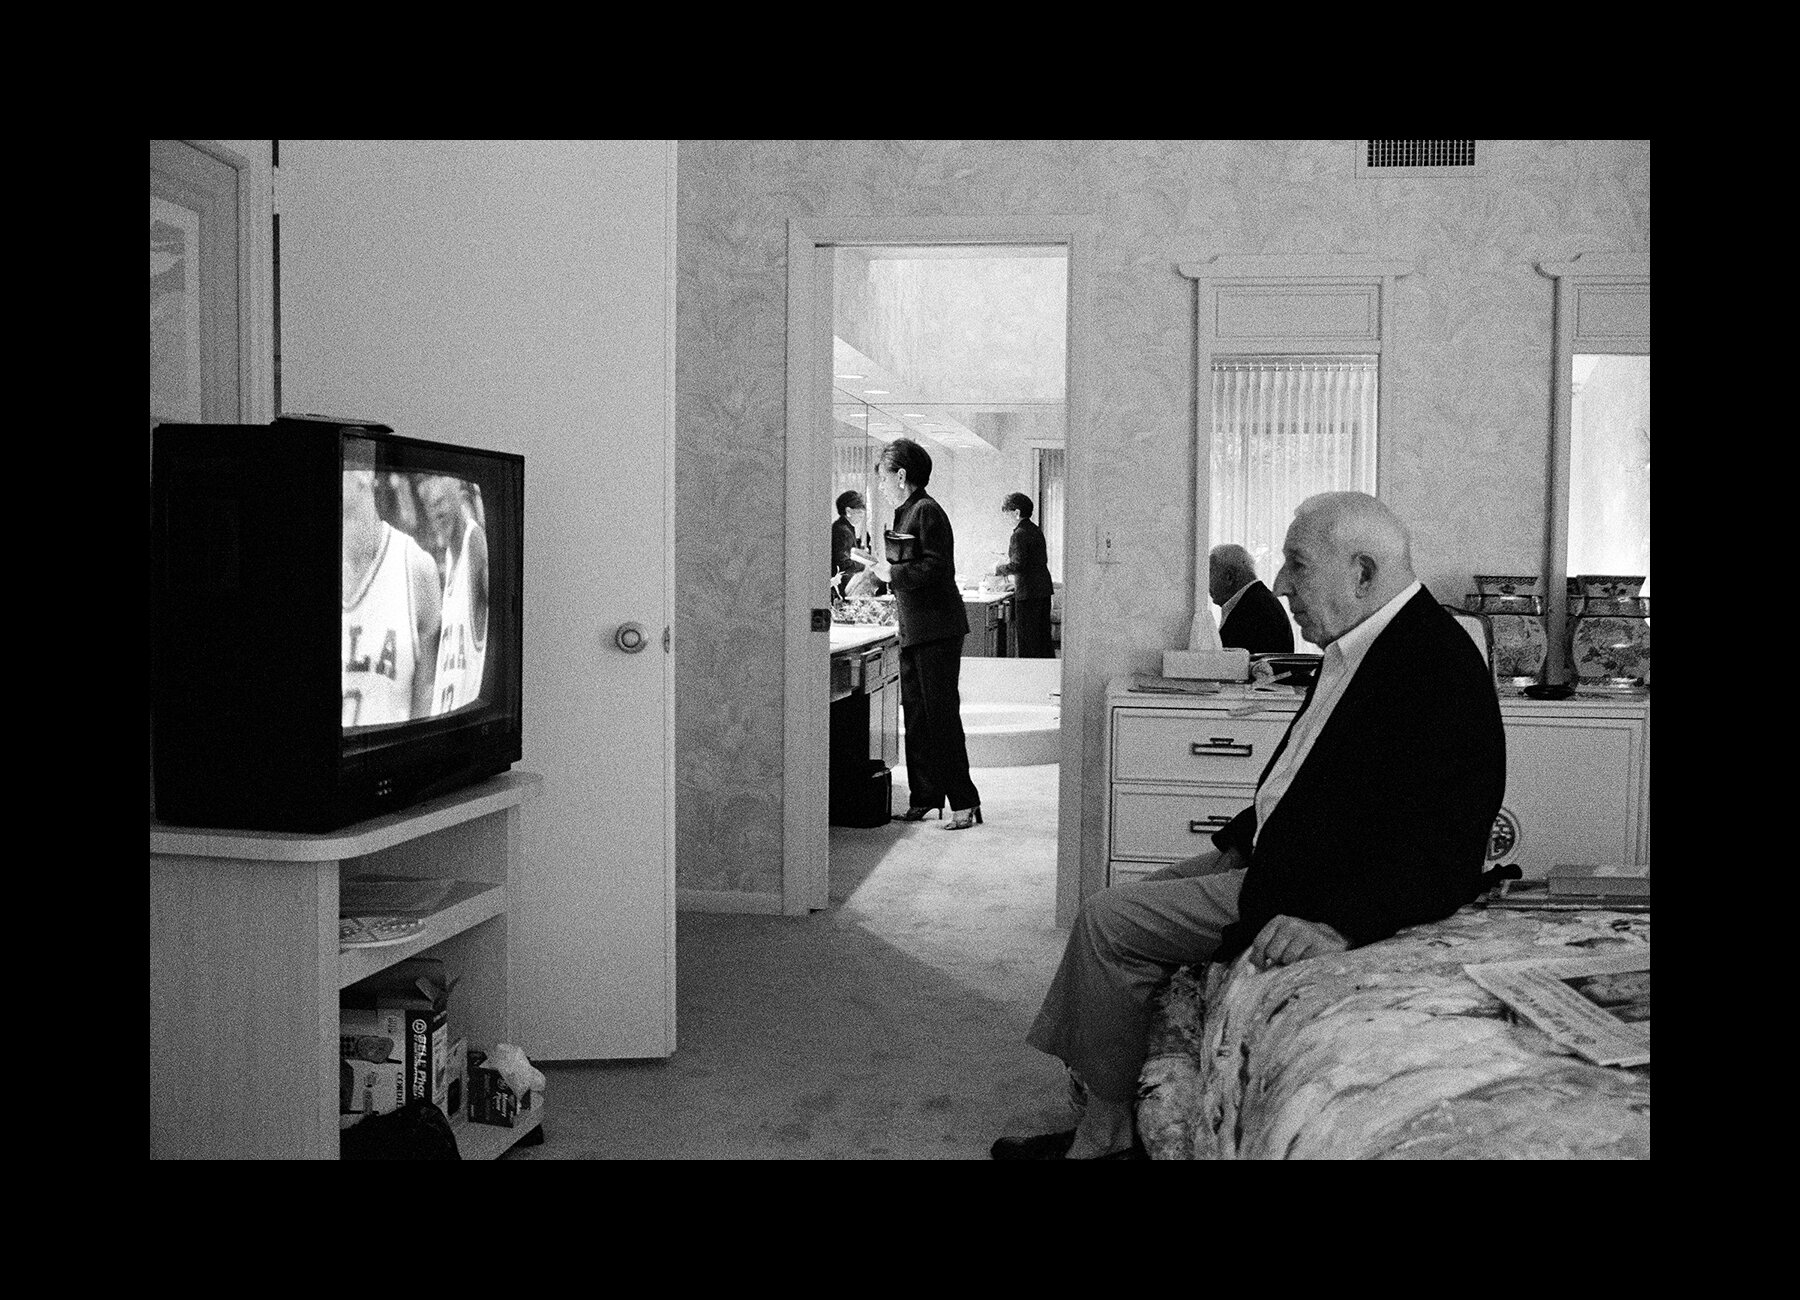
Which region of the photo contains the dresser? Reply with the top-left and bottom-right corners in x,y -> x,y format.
1103,677 -> 1649,886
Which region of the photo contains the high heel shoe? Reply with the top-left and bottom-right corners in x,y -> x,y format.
945,806 -> 983,831
897,806 -> 943,822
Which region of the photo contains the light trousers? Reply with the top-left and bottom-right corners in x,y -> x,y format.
1025,859 -> 1245,1105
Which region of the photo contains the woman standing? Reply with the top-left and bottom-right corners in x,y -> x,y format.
855,438 -> 982,830
831,490 -> 880,597
992,491 -> 1054,657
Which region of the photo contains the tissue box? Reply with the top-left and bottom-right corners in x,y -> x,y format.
467,1048 -> 535,1127
1162,648 -> 1250,681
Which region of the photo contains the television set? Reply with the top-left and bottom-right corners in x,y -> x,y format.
151,415 -> 524,832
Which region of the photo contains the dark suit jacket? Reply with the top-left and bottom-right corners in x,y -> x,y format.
885,490 -> 969,648
831,516 -> 859,583
1212,586 -> 1505,960
995,519 -> 1053,600
1219,580 -> 1294,654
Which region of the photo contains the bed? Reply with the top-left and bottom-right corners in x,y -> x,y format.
1136,904 -> 1650,1159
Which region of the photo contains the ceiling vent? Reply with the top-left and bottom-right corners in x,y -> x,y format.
1356,139 -> 1481,178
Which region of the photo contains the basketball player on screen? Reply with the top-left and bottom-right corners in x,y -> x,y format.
419,474 -> 489,717
342,467 -> 442,726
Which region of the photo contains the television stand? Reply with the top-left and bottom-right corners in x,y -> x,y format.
150,771 -> 543,1159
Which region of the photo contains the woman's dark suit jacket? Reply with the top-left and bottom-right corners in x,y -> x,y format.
885,490 -> 969,648
1220,580 -> 1294,655
995,519 -> 1053,600
1211,587 -> 1506,960
831,515 -> 859,584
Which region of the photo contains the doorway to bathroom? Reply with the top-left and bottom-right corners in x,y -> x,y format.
782,217 -> 1094,924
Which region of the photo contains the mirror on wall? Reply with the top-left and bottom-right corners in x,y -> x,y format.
1567,354 -> 1650,589
1540,253 -> 1648,686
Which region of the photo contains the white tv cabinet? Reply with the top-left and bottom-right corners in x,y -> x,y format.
150,771 -> 543,1159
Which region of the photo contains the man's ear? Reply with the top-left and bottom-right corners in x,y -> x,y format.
1354,552 -> 1378,592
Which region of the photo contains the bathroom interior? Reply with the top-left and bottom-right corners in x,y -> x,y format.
826,243 -> 1069,884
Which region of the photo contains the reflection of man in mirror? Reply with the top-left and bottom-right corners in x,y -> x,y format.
1209,543 -> 1295,654
419,474 -> 489,716
343,467 -> 442,725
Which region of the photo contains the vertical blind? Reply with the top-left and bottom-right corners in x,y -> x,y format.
1210,356 -> 1378,648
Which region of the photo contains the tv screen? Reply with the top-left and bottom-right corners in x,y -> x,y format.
152,416 -> 524,832
343,435 -> 495,729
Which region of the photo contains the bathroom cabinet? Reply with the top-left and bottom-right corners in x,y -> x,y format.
962,591 -> 1013,657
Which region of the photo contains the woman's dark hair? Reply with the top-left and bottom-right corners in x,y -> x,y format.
1002,492 -> 1034,520
835,490 -> 865,517
877,437 -> 932,490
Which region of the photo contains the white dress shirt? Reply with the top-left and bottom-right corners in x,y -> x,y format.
1217,581 -> 1251,627
1251,581 -> 1421,847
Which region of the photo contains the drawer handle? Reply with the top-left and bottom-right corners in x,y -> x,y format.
1189,817 -> 1233,833
1190,738 -> 1253,757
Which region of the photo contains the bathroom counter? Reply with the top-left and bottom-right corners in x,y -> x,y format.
829,623 -> 898,656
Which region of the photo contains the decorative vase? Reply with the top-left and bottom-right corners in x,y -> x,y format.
1576,574 -> 1646,616
1489,611 -> 1549,685
1467,591 -> 1546,685
1569,578 -> 1650,689
1473,574 -> 1540,599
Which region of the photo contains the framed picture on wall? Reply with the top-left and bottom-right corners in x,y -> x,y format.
150,140 -> 247,429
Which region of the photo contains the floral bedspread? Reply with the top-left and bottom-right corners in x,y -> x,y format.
1137,905 -> 1650,1159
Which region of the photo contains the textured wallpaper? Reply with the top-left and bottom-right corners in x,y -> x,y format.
675,139 -> 1650,901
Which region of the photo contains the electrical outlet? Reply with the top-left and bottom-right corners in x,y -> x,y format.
1096,529 -> 1120,564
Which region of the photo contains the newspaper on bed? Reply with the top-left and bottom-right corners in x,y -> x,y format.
1464,948 -> 1649,1067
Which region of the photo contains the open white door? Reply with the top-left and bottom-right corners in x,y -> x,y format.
277,140 -> 677,1060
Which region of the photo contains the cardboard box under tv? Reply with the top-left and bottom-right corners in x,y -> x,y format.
343,958 -> 455,1118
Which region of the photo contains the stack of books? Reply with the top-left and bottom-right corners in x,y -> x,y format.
1488,864 -> 1650,913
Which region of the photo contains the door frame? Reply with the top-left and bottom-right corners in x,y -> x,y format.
782,215 -> 1096,923
151,140 -> 276,426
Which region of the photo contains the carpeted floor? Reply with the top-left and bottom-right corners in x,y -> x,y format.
505,763 -> 1075,1159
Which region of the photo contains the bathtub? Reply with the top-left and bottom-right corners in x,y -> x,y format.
898,656 -> 1062,767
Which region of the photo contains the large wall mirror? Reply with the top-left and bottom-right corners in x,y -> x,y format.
1181,255 -> 1412,653
1541,254 -> 1649,685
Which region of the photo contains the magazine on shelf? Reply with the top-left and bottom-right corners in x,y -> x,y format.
1464,948 -> 1650,1067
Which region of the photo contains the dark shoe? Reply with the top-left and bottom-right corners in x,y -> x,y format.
990,1129 -> 1075,1160
1093,1138 -> 1149,1161
945,806 -> 983,831
897,806 -> 943,822
990,1128 -> 1145,1160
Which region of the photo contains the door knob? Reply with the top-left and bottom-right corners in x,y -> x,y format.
615,622 -> 649,653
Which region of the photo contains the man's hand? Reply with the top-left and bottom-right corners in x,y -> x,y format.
1249,915 -> 1348,969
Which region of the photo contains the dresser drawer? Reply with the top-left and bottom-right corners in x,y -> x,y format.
1112,711 -> 1289,786
1111,787 -> 1252,862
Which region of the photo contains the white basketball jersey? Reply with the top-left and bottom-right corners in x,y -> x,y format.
343,523 -> 423,727
432,527 -> 488,716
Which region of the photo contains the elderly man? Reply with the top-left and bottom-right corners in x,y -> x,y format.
1209,543 -> 1294,654
993,492 -> 1505,1160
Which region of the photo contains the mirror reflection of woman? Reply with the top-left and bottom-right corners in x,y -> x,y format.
831,490 -> 882,599
992,492 -> 1054,658
854,438 -> 982,830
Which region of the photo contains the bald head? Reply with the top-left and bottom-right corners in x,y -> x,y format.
1208,543 -> 1259,606
1272,492 -> 1417,646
